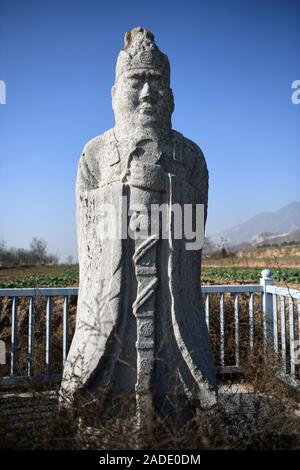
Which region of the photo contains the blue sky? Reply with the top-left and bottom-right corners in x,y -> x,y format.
0,0 -> 299,261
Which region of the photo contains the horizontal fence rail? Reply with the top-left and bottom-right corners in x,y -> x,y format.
0,270 -> 299,388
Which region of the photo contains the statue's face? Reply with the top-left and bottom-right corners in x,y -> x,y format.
112,68 -> 174,130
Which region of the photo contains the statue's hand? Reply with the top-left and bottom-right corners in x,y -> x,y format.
127,161 -> 167,192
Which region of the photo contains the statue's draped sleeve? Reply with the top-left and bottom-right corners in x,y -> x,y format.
167,141 -> 217,405
60,145 -> 128,404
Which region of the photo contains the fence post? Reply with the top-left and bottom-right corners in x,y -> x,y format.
260,268 -> 274,350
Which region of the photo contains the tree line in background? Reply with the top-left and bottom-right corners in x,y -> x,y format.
0,236 -> 223,267
0,238 -> 59,267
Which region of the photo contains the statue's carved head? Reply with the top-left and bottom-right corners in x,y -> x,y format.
112,27 -> 174,131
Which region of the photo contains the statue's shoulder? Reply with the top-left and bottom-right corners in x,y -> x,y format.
77,129 -> 114,189
81,128 -> 114,161
172,129 -> 206,168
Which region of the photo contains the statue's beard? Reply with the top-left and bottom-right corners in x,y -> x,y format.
115,109 -> 171,132
137,111 -> 160,127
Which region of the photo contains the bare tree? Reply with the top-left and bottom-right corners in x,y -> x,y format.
30,237 -> 48,265
0,238 -> 59,267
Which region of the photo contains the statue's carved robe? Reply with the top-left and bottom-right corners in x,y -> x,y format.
60,128 -> 217,409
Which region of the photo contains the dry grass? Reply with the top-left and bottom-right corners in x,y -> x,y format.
1,352 -> 300,450
203,243 -> 300,269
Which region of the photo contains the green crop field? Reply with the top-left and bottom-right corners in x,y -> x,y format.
0,265 -> 299,289
201,267 -> 300,285
0,271 -> 79,288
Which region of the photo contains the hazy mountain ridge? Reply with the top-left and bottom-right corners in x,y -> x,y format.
212,202 -> 300,246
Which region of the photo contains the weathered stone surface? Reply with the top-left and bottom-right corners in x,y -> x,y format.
60,27 -> 217,421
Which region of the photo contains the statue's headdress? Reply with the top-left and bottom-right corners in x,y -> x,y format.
115,27 -> 170,82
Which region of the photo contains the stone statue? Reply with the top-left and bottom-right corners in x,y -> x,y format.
60,27 -> 217,425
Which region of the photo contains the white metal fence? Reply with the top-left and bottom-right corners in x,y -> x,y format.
0,269 -> 299,387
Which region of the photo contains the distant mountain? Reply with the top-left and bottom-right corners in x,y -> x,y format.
250,228 -> 300,246
212,202 -> 300,246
